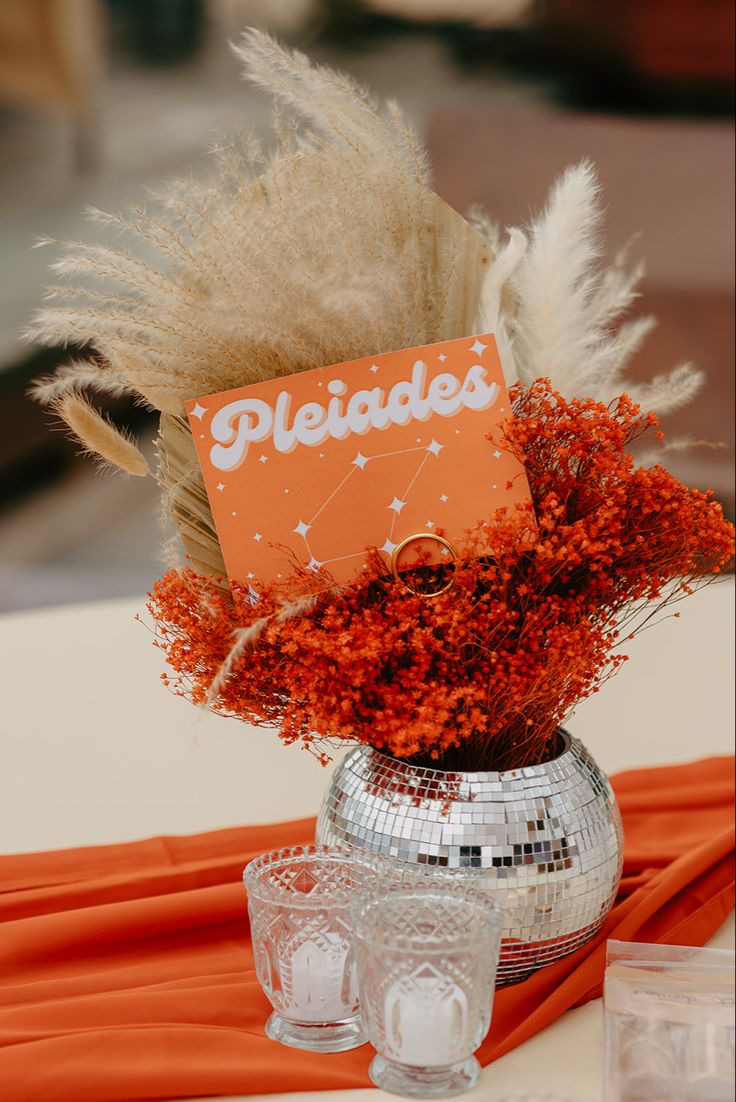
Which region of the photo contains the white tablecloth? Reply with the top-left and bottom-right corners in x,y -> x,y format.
1,580 -> 734,1100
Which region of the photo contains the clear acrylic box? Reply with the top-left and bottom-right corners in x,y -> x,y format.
604,940 -> 735,1101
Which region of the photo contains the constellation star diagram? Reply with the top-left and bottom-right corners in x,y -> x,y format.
294,440 -> 446,572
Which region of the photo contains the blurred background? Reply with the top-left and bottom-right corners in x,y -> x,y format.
0,0 -> 733,613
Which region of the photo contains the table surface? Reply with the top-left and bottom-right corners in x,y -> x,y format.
2,580 -> 734,1101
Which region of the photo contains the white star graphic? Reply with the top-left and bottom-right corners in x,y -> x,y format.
284,488 -> 289,494
440,493 -> 448,503
259,454 -> 268,464
493,449 -> 502,459
307,558 -> 323,572
425,521 -> 435,529
246,571 -> 255,580
388,497 -> 407,514
470,339 -> 487,356
293,520 -> 311,538
190,402 -> 206,420
381,539 -> 398,555
369,364 -> 380,374
231,511 -> 237,517
253,532 -> 262,542
216,482 -> 225,492
352,452 -> 369,470
438,353 -> 447,362
427,439 -> 443,456
441,547 -> 451,557
492,483 -> 498,490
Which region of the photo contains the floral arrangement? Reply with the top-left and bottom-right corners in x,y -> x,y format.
30,32 -> 734,773
148,382 -> 733,771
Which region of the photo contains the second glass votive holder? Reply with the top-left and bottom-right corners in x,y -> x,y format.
244,843 -> 375,1053
352,883 -> 504,1098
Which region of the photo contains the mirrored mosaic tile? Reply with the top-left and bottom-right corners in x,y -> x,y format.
316,730 -> 623,985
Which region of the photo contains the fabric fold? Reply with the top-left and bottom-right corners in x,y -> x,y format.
1,758 -> 733,1100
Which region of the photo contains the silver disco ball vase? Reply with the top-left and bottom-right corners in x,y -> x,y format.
316,729 -> 623,986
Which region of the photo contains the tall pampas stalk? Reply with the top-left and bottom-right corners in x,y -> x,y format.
29,29 -> 703,582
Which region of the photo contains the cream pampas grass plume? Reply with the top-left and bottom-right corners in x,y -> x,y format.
29,30 -> 703,580
502,160 -> 703,409
511,160 -> 605,393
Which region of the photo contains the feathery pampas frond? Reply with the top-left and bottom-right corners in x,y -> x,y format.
633,434 -> 725,469
510,161 -> 604,393
232,29 -> 429,183
31,359 -> 137,405
626,363 -> 705,414
589,236 -> 645,327
506,161 -> 703,413
473,226 -> 526,383
29,32 -> 704,581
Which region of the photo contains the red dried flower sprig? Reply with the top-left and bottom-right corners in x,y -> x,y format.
148,381 -> 734,771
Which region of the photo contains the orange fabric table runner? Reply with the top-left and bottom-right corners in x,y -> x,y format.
1,756 -> 733,1101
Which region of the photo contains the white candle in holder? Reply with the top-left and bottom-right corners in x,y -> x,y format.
286,934 -> 355,1023
384,968 -> 468,1067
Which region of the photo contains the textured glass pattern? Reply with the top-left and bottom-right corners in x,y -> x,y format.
352,885 -> 503,1097
243,844 -> 375,1052
317,730 -> 623,986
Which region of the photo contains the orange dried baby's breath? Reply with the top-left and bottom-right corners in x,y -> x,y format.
148,381 -> 734,771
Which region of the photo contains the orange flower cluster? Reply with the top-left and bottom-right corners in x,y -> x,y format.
148,381 -> 734,771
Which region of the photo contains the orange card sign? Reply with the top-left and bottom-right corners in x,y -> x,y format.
186,334 -> 531,587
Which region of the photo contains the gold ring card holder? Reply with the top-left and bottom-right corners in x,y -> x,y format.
389,533 -> 458,597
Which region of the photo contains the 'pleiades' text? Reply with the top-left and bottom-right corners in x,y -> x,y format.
209,360 -> 499,471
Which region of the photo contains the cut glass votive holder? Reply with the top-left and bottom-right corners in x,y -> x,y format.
244,843 -> 376,1053
352,883 -> 503,1098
